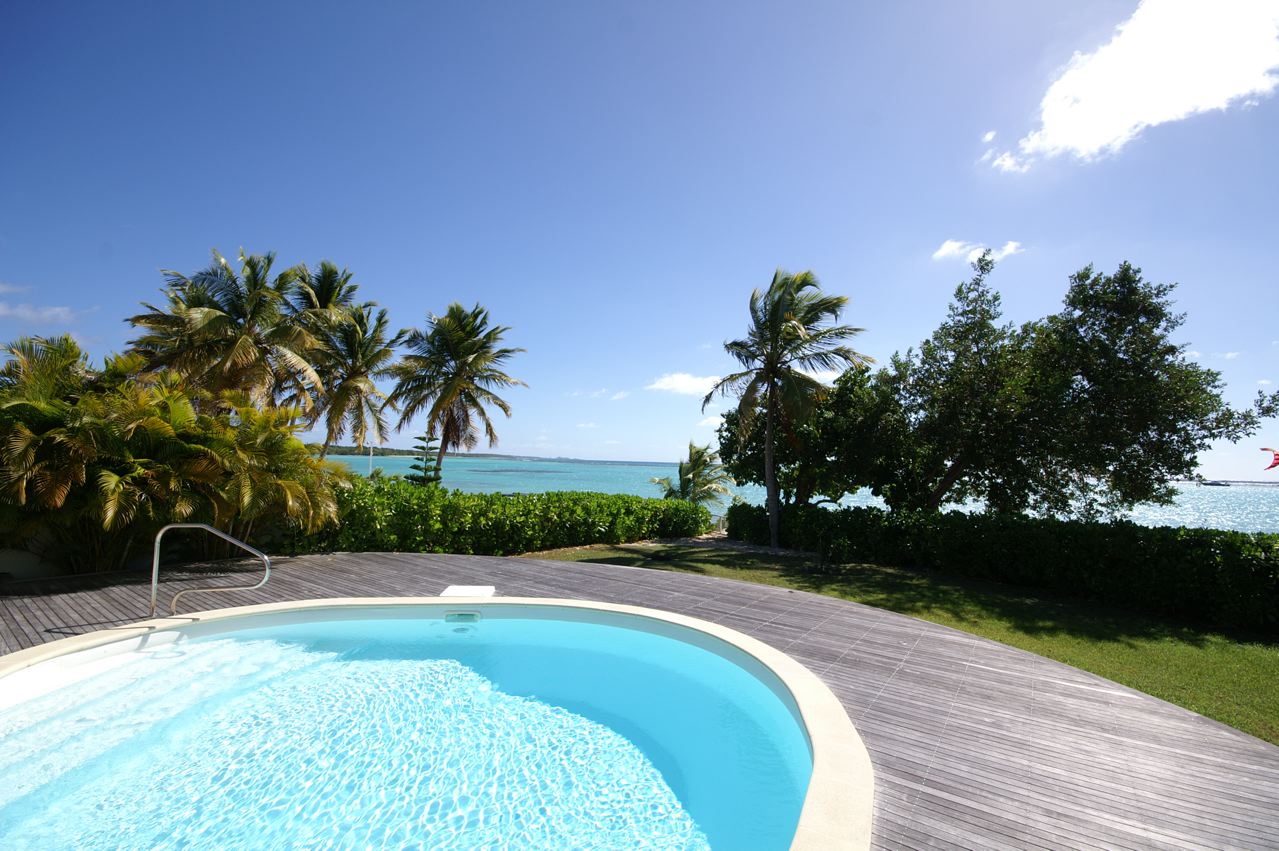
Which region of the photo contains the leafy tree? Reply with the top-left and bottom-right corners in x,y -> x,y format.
310,303 -> 402,459
703,270 -> 870,547
651,442 -> 734,508
715,366 -> 886,507
127,249 -> 322,410
387,303 -> 525,478
1032,261 -> 1257,513
826,257 -> 1260,517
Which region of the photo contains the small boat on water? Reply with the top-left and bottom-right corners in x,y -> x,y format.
1202,480 -> 1231,487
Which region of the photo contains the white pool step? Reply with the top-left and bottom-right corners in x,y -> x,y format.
439,585 -> 496,597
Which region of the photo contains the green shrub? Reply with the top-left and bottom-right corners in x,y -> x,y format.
295,480 -> 710,556
725,503 -> 1279,633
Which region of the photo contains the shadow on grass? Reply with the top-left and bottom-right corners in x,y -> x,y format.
563,543 -> 1278,650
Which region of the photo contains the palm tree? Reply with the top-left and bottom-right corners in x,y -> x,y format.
290,260 -> 360,320
703,270 -> 871,548
310,303 -> 402,459
387,303 -> 525,478
651,442 -> 734,507
127,249 -> 322,410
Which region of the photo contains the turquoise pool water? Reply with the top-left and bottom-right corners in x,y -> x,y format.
0,612 -> 812,849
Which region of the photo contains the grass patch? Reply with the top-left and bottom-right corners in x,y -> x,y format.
526,541 -> 1279,745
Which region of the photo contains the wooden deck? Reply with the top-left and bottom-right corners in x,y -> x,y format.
2,551 -> 1277,849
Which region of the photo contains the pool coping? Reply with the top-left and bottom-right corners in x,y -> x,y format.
0,596 -> 874,850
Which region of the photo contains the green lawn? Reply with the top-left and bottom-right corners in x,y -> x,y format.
525,541 -> 1279,745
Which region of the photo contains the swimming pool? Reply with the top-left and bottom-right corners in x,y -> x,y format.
0,599 -> 872,849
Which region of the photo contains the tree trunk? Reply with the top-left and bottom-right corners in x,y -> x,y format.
318,440 -> 330,461
434,443 -> 448,480
764,385 -> 781,548
925,455 -> 967,512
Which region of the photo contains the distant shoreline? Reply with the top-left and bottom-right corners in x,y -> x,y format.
323,451 -> 674,467
322,453 -> 1277,482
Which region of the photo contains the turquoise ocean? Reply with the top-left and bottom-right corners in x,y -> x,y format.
327,454 -> 1279,534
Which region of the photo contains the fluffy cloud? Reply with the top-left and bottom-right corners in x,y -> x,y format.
0,302 -> 75,323
1259,379 -> 1273,386
991,0 -> 1279,172
696,415 -> 723,428
932,239 -> 1023,263
610,391 -> 629,401
645,372 -> 719,396
981,130 -> 997,143
992,152 -> 1030,174
801,369 -> 842,385
0,283 -> 30,294
1222,351 -> 1241,360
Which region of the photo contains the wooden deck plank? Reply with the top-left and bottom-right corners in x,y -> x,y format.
2,551 -> 1277,849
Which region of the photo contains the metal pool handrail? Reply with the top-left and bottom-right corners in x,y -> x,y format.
150,523 -> 271,617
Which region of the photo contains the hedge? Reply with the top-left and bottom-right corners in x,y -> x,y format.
726,503 -> 1279,634
294,480 -> 710,556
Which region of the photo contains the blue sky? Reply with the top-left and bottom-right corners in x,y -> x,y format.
1,1 -> 1276,477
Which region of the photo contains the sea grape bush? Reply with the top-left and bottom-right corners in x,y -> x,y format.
726,503 -> 1279,633
296,479 -> 710,556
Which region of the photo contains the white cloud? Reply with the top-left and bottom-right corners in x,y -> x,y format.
989,241 -> 1023,261
576,422 -> 597,429
1188,350 -> 1203,358
0,302 -> 75,323
1223,351 -> 1241,359
697,415 -> 723,428
1259,379 -> 1273,385
993,0 -> 1279,171
931,239 -> 973,260
0,283 -> 29,294
569,388 -> 609,398
992,151 -> 1030,173
932,239 -> 1023,264
610,391 -> 629,401
982,130 -> 997,143
645,372 -> 720,396
801,369 -> 842,385
978,148 -> 996,164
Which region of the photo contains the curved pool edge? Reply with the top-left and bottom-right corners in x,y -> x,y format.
0,596 -> 874,850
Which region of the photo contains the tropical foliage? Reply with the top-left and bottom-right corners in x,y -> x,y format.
651,442 -> 733,508
128,249 -> 322,410
294,479 -> 709,556
0,335 -> 345,572
388,303 -> 525,477
310,303 -> 401,458
704,270 -> 870,547
726,502 -> 1279,635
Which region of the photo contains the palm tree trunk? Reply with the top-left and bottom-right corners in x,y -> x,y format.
318,440 -> 330,461
433,442 -> 448,480
764,385 -> 781,549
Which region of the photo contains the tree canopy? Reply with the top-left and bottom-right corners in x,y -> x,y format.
720,256 -> 1263,518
